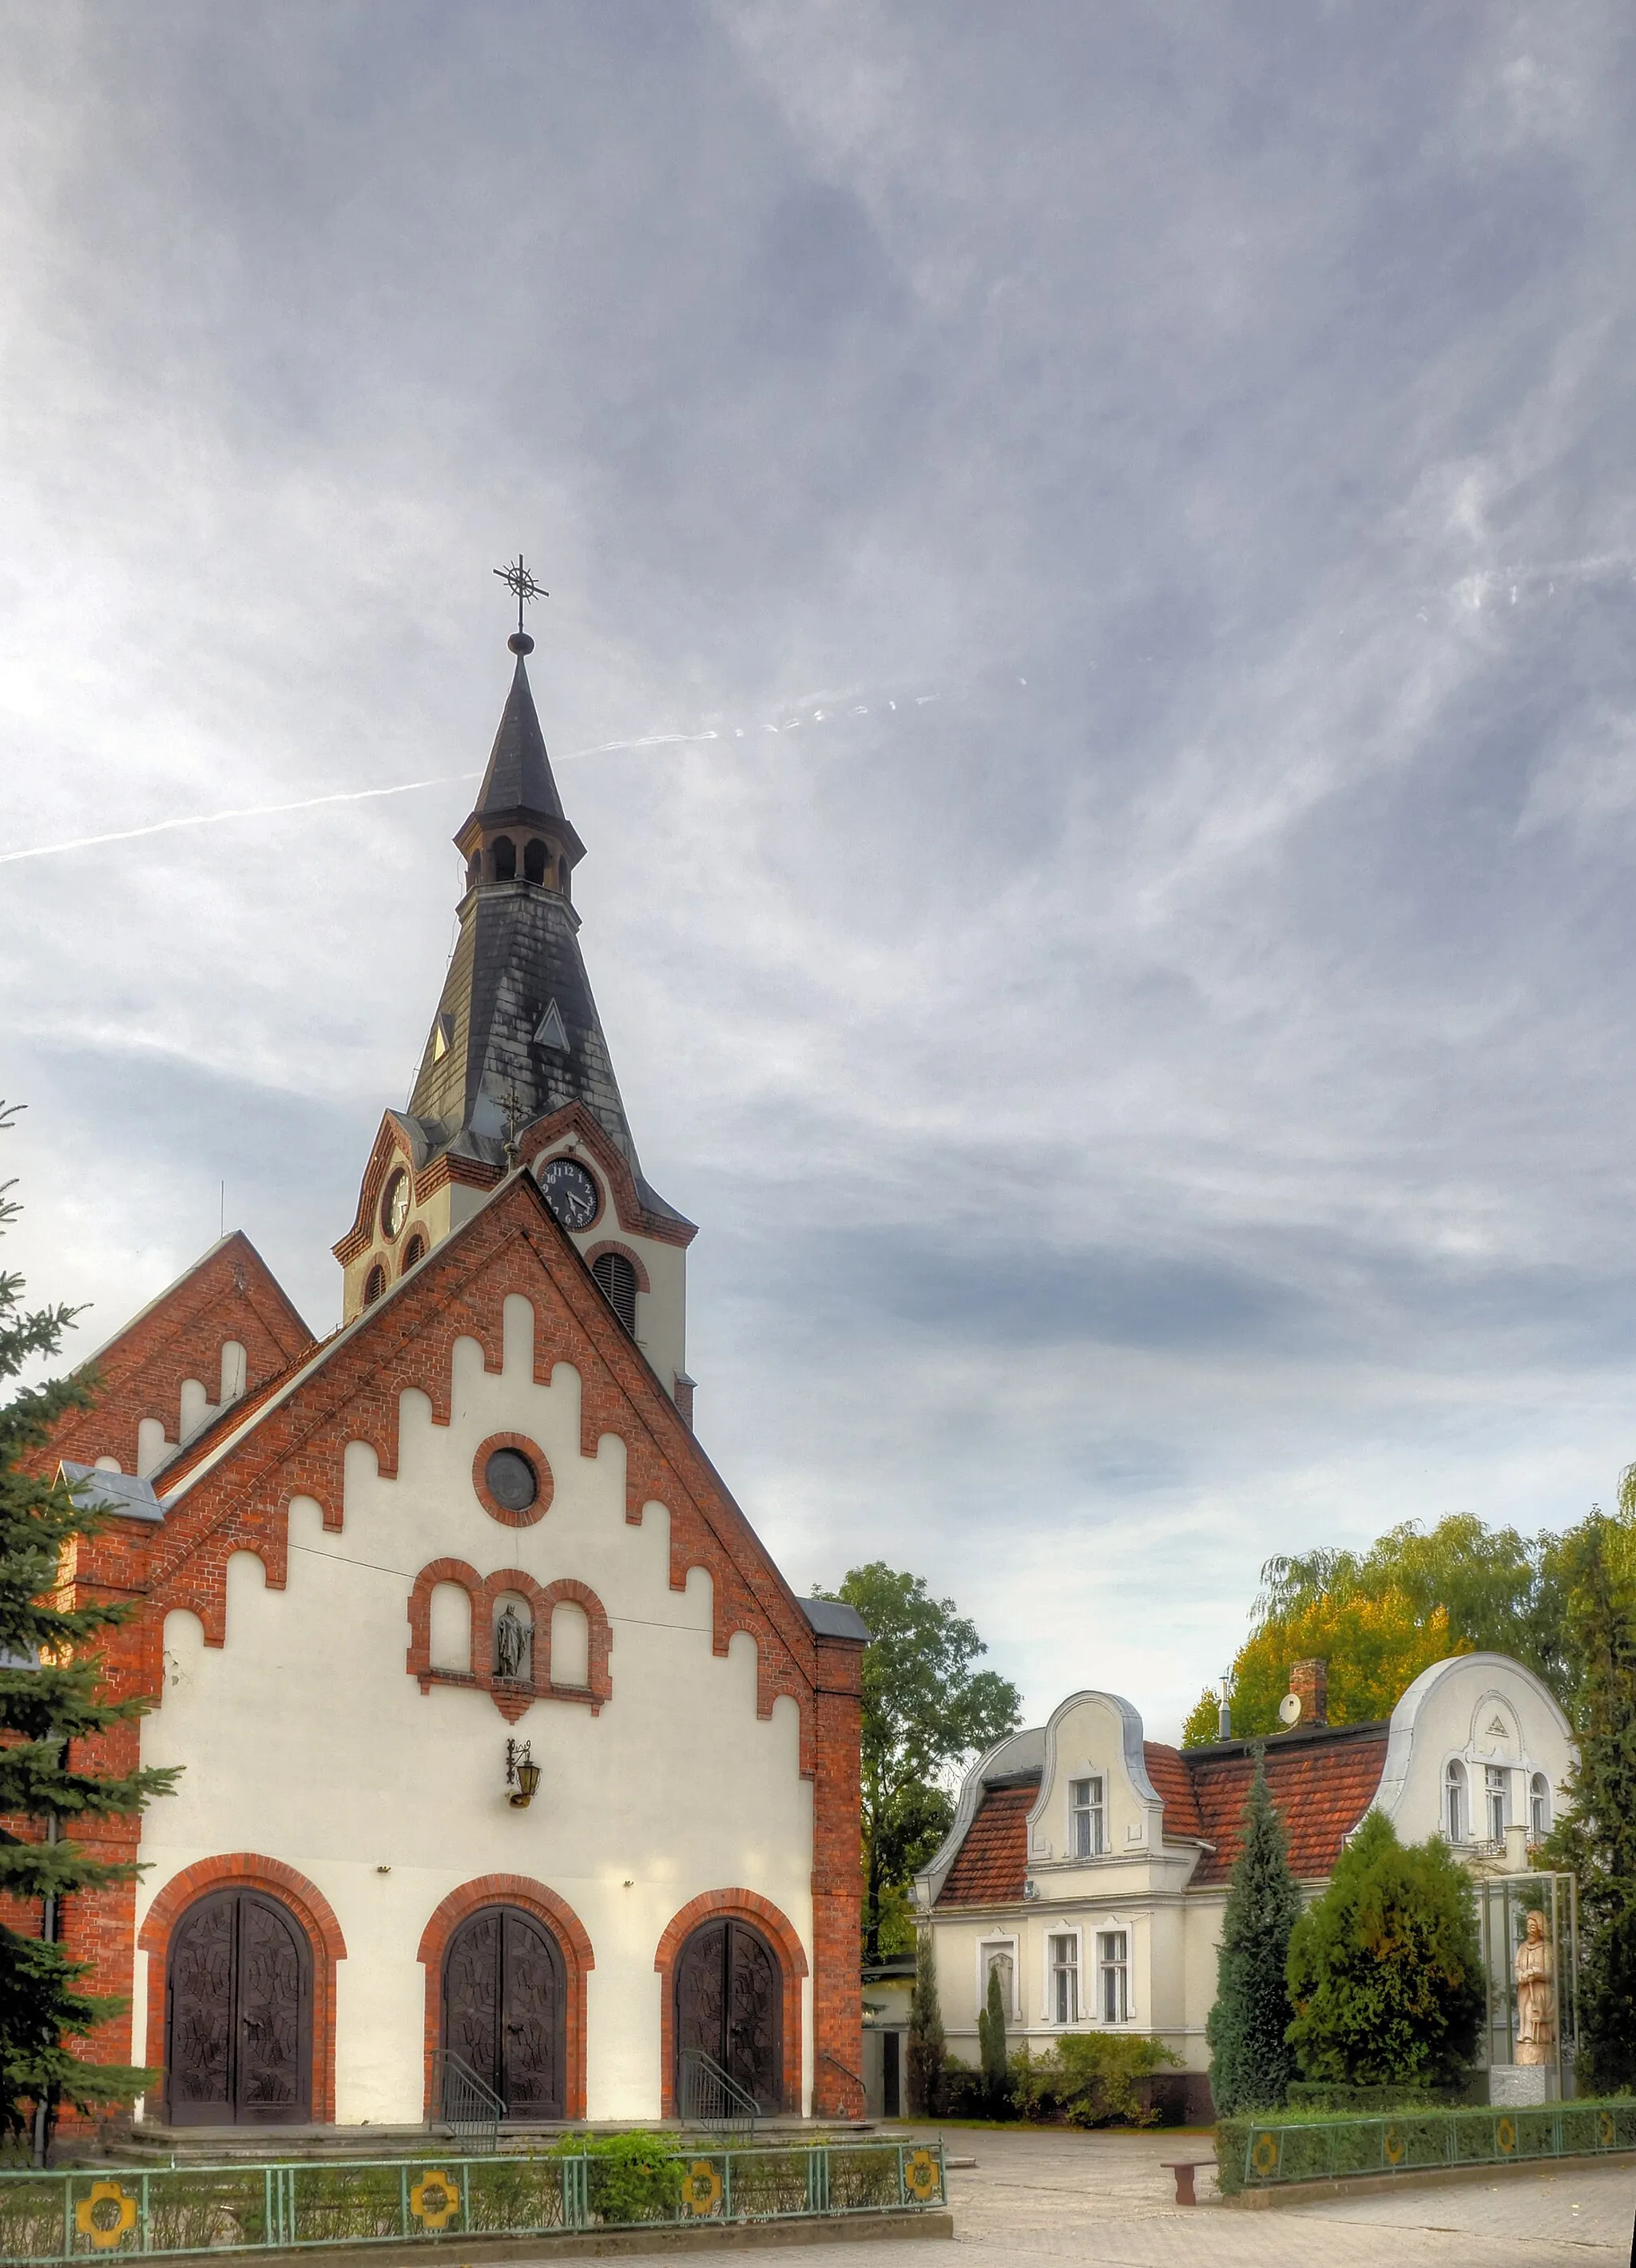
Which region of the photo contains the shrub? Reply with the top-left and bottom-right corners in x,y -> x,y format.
1285,1810 -> 1483,2090
1011,2034 -> 1179,2127
549,2131 -> 681,2224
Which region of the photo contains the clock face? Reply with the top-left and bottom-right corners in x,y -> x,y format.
382,1168 -> 411,1241
538,1154 -> 599,1231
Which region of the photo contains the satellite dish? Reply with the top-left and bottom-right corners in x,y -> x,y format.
1278,1692 -> 1302,1727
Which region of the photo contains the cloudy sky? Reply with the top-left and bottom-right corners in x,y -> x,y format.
4,3 -> 1636,1739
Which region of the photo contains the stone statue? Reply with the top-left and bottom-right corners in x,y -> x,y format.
494,1601 -> 532,1683
1515,1909 -> 1556,2066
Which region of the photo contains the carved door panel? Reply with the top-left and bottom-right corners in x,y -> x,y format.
166,1890 -> 311,2126
442,1907 -> 564,2119
673,1919 -> 783,2113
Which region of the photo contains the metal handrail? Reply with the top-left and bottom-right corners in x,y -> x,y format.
428,2051 -> 505,2153
677,2048 -> 759,2141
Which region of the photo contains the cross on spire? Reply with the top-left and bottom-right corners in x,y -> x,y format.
493,554 -> 547,654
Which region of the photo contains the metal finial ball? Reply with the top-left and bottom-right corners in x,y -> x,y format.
508,632 -> 534,654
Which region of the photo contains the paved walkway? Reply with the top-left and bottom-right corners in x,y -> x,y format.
550,2125 -> 1636,2264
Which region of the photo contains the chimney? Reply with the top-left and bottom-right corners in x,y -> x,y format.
1217,1674 -> 1232,1741
1289,1658 -> 1328,1726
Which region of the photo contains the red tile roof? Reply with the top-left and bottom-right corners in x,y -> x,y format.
1144,1741 -> 1203,1838
935,1727 -> 1388,1905
935,1782 -> 1034,1908
1185,1728 -> 1388,1885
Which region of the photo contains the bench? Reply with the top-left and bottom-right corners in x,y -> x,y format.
1159,2160 -> 1211,2206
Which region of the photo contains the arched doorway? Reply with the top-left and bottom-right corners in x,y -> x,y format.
165,1889 -> 312,2125
441,1905 -> 566,2118
673,1916 -> 783,2112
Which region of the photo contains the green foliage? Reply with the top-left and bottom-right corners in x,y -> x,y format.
1184,1506 -> 1636,1747
816,1564 -> 1020,1959
977,1961 -> 1008,2107
906,1928 -> 946,2116
1009,2033 -> 1179,2127
1205,1758 -> 1302,2112
1214,2097 -> 1636,2197
548,2131 -> 683,2222
0,1106 -> 181,2147
1285,1811 -> 1483,2090
1539,1510 -> 1636,2090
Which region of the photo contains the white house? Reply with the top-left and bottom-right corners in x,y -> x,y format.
915,1653 -> 1576,2118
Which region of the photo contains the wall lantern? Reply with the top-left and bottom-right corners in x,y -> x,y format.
505,1738 -> 540,1809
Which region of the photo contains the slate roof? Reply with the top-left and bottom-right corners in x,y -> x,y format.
403,653 -> 687,1228
932,1722 -> 1390,1908
473,653 -> 574,832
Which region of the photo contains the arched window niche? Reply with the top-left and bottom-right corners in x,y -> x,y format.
428,1583 -> 471,1676
492,836 -> 517,883
1445,1758 -> 1468,1845
523,838 -> 546,885
551,1602 -> 590,1690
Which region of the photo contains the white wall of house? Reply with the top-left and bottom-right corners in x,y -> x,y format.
135,1293 -> 812,2123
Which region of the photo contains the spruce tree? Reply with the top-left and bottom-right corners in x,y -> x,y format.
978,1960 -> 1008,2111
0,1106 -> 179,2156
1205,1756 -> 1301,2112
1540,1510 -> 1636,2089
905,1926 -> 946,2116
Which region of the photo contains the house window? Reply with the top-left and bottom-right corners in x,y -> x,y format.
979,1942 -> 1015,2020
1486,1766 -> 1508,1843
1530,1773 -> 1551,1841
1097,1930 -> 1130,2023
1445,1760 -> 1467,1843
1070,1775 -> 1105,1857
1049,1934 -> 1080,2024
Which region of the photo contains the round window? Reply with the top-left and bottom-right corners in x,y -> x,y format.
485,1448 -> 538,1513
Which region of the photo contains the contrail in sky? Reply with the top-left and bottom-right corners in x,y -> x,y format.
0,730 -> 730,866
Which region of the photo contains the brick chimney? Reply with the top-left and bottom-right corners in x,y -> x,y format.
1289,1658 -> 1328,1726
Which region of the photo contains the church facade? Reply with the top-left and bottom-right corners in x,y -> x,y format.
36,628 -> 867,2130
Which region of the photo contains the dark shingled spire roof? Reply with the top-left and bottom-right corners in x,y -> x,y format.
471,653 -> 572,831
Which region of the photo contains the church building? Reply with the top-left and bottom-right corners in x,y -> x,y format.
35,619 -> 868,2131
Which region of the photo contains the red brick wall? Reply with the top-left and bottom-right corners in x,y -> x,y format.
808,1634 -> 866,2117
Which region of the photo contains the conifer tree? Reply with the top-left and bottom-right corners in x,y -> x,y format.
1285,1809 -> 1482,2089
0,1106 -> 179,2155
905,1926 -> 946,2116
1205,1756 -> 1301,2112
1540,1509 -> 1636,2089
978,1960 -> 1008,2111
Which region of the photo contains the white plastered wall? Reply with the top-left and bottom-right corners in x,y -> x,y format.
135,1293 -> 810,2123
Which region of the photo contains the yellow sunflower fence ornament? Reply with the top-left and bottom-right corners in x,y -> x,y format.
75,2180 -> 137,2251
408,2171 -> 462,2231
1600,2111 -> 1617,2149
1495,2116 -> 1517,2157
1382,2126 -> 1406,2167
681,2160 -> 723,2217
1249,2131 -> 1281,2178
903,2149 -> 940,2202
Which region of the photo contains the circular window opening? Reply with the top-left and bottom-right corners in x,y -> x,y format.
485,1448 -> 538,1514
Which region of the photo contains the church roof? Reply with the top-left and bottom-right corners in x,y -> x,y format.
469,652 -> 577,838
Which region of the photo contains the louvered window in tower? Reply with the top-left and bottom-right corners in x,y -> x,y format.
591,1251 -> 637,1335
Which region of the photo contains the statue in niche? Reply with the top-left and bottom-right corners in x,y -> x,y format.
1515,1908 -> 1556,2065
494,1600 -> 533,1684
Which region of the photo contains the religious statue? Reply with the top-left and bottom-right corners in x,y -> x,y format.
494,1601 -> 532,1684
1515,1908 -> 1556,2066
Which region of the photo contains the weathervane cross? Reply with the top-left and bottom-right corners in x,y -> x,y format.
493,554 -> 547,649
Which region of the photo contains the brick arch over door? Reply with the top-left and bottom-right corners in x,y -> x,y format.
138,1856 -> 348,2124
417,1876 -> 594,2121
653,1890 -> 808,2116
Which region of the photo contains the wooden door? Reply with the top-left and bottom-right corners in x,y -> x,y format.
166,1889 -> 312,2125
673,1918 -> 783,2112
441,1907 -> 565,2119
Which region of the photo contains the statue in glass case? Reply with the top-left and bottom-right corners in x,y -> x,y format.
1515,1908 -> 1556,2066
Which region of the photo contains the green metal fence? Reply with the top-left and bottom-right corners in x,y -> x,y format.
0,2142 -> 947,2262
1237,2102 -> 1636,2190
